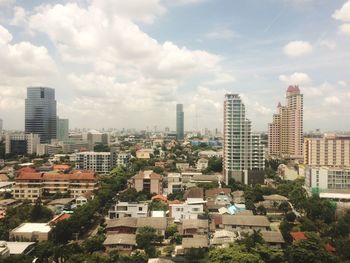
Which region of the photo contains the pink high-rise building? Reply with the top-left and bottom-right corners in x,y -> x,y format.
268,86 -> 303,159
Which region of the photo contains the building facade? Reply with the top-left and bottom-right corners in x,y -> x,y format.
268,86 -> 303,159
108,202 -> 148,219
25,87 -> 57,144
129,171 -> 162,194
57,118 -> 69,141
304,135 -> 350,166
223,94 -> 265,184
75,152 -> 112,173
176,104 -> 184,140
305,166 -> 350,193
5,133 -> 40,155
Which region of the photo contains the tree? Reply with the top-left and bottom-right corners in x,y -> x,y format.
204,157 -> 222,173
305,195 -> 335,224
285,211 -> 296,222
288,186 -> 307,212
256,205 -> 267,215
30,199 -> 53,222
136,226 -> 161,258
286,233 -> 332,263
83,234 -> 106,253
148,200 -> 167,211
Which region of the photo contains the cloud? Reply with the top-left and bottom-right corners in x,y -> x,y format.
333,0 -> 350,22
319,40 -> 336,50
10,6 -> 27,26
324,96 -> 341,105
279,72 -> 311,85
283,41 -> 313,57
338,80 -> 347,87
0,0 -> 15,6
205,28 -> 239,40
164,0 -> 207,6
339,23 -> 350,36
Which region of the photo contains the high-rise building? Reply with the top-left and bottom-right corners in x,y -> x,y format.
176,104 -> 184,140
223,94 -> 265,184
57,118 -> 69,141
268,86 -> 303,159
25,87 -> 57,144
0,118 -> 3,132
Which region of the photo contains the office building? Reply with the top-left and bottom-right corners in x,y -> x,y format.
268,86 -> 303,159
304,135 -> 350,166
85,130 -> 110,147
5,133 -> 40,155
25,87 -> 57,143
0,119 -> 2,132
176,104 -> 184,140
223,94 -> 265,185
57,118 -> 69,141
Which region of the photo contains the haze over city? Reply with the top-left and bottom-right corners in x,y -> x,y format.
0,0 -> 350,131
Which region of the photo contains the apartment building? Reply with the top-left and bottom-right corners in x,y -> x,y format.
13,171 -> 98,201
129,170 -> 162,194
304,135 -> 350,166
169,198 -> 206,222
268,86 -> 304,159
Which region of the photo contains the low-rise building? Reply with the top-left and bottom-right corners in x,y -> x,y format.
108,202 -> 148,219
221,215 -> 270,231
136,149 -> 153,159
129,171 -> 162,194
10,223 -> 51,241
181,219 -> 209,237
105,217 -> 138,234
169,198 -> 206,222
167,173 -> 182,194
137,217 -> 167,237
103,234 -> 136,253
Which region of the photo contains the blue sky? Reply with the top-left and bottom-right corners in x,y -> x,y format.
0,0 -> 349,132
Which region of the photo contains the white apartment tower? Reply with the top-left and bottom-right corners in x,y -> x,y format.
223,94 -> 265,184
268,86 -> 303,159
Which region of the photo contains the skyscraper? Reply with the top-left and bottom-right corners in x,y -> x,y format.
57,118 -> 69,141
25,87 -> 57,144
176,104 -> 184,140
268,86 -> 303,159
223,94 -> 265,184
0,118 -> 2,132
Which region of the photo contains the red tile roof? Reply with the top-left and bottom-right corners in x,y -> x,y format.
17,167 -> 36,174
16,171 -> 96,182
16,173 -> 43,181
152,195 -> 167,202
325,243 -> 336,253
53,164 -> 71,171
290,232 -> 307,241
49,213 -> 71,224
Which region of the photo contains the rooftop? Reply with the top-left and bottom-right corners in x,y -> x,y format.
12,223 -> 51,234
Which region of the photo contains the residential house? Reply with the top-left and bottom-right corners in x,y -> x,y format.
103,234 -> 136,254
167,173 -> 182,194
169,198 -> 206,222
196,158 -> 209,171
261,231 -> 285,248
210,230 -> 239,247
137,217 -> 167,237
181,219 -> 209,237
108,202 -> 148,219
105,218 -> 138,234
136,149 -> 154,159
10,223 -> 51,242
175,235 -> 209,256
221,215 -> 270,231
176,163 -> 190,171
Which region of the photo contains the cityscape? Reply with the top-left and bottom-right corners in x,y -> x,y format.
0,1 -> 350,263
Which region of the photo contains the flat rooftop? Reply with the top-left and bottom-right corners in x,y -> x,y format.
12,223 -> 51,233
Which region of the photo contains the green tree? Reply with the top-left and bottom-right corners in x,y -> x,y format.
286,232 -> 332,263
83,234 -> 106,253
136,226 -> 162,258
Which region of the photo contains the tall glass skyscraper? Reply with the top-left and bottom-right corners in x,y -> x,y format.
25,87 -> 57,143
176,104 -> 184,140
57,118 -> 69,141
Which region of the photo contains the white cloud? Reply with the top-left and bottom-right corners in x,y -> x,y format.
279,72 -> 311,85
206,28 -> 238,40
0,0 -> 15,6
10,6 -> 27,26
338,80 -> 347,87
164,0 -> 207,6
319,40 -> 336,50
339,23 -> 350,36
333,0 -> 350,22
283,41 -> 313,57
324,96 -> 341,105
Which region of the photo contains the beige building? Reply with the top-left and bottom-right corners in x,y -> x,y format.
10,223 -> 51,241
13,171 -> 98,202
129,170 -> 162,194
304,135 -> 350,166
268,86 -> 303,160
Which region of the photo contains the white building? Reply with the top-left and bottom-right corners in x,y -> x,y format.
167,173 -> 183,194
169,198 -> 206,222
305,166 -> 350,194
75,152 -> 112,173
113,152 -> 130,167
197,158 -> 209,171
5,133 -> 40,155
108,202 -> 148,219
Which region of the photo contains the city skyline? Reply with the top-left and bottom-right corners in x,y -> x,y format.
0,1 -> 349,131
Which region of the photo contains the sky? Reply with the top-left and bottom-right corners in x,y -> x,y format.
0,0 -> 350,132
